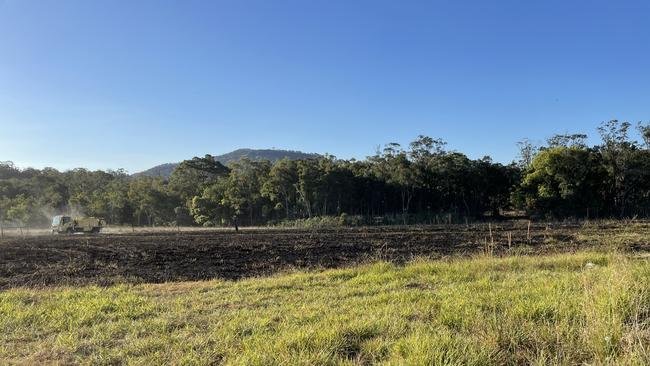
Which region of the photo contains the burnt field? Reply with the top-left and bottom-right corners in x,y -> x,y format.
1,222 -> 649,289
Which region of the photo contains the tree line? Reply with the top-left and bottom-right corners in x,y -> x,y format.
2,120 -> 650,228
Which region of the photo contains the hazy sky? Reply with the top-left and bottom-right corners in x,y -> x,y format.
1,0 -> 649,172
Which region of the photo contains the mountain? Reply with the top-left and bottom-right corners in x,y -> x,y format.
134,149 -> 320,178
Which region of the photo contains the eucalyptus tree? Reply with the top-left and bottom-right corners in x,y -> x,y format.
597,120 -> 637,216
296,158 -> 323,218
190,177 -> 233,226
519,147 -> 607,218
261,158 -> 299,219
168,154 -> 230,217
222,158 -> 271,225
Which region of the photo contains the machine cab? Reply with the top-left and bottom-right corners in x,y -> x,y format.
52,215 -> 71,227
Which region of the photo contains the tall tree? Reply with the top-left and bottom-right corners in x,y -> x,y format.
190,177 -> 233,226
597,120 -> 636,216
519,147 -> 607,218
168,155 -> 230,217
638,122 -> 650,149
516,139 -> 539,169
296,159 -> 323,218
222,159 -> 271,225
128,177 -> 175,226
261,158 -> 298,219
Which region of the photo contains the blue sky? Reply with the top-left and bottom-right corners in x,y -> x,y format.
1,0 -> 649,172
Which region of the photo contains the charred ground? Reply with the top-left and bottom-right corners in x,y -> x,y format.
2,221 -> 649,289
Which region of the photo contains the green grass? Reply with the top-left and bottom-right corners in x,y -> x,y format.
2,252 -> 650,365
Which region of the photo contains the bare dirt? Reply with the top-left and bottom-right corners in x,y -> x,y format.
1,222 -> 649,289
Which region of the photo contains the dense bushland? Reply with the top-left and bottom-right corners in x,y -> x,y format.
2,119 -> 650,227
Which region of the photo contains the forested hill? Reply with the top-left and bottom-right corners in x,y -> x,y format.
134,149 -> 319,178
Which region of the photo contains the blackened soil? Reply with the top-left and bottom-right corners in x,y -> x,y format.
0,223 -> 645,289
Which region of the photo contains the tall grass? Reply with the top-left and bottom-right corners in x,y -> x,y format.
1,252 -> 649,365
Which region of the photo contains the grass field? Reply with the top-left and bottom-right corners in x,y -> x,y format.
2,250 -> 650,365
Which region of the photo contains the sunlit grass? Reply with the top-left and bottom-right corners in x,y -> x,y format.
2,252 -> 650,365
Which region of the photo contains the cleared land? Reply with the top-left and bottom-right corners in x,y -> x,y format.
2,221 -> 650,289
2,222 -> 650,364
2,251 -> 650,364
